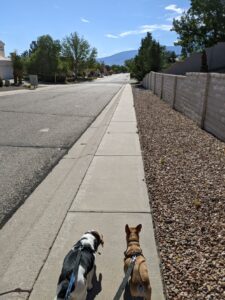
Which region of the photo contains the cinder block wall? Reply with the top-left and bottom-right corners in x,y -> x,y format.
142,71 -> 225,142
204,74 -> 225,141
175,73 -> 208,126
148,73 -> 151,89
150,72 -> 155,90
162,74 -> 177,107
155,73 -> 163,98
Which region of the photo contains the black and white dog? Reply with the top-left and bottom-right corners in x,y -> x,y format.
55,230 -> 104,300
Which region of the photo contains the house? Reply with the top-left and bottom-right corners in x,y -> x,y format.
0,40 -> 13,80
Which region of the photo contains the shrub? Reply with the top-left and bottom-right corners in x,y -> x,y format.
0,77 -> 3,87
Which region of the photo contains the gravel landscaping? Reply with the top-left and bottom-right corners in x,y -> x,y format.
133,85 -> 225,300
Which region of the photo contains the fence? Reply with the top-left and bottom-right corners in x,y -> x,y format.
164,42 -> 225,75
142,72 -> 225,142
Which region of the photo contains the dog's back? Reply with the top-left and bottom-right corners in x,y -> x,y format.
55,231 -> 104,300
56,242 -> 95,299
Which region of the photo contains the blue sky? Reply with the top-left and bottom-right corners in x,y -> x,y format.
0,0 -> 190,58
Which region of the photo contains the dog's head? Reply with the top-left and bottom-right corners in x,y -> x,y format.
86,230 -> 104,251
125,224 -> 142,243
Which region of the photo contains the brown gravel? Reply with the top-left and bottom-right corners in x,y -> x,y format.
133,85 -> 225,300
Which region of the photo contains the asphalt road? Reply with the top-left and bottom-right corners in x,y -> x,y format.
0,73 -> 130,227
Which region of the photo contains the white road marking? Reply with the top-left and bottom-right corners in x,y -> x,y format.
40,128 -> 49,132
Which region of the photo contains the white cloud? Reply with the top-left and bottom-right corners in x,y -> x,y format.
81,18 -> 90,23
105,34 -> 119,39
165,4 -> 183,14
141,24 -> 172,31
119,24 -> 172,37
119,30 -> 139,37
105,24 -> 172,40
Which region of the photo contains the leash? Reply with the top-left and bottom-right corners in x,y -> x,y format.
65,246 -> 83,300
113,255 -> 137,300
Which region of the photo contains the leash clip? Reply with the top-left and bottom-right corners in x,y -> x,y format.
131,255 -> 137,263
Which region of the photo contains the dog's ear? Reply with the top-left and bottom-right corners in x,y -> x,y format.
136,224 -> 142,232
125,224 -> 130,234
91,231 -> 104,247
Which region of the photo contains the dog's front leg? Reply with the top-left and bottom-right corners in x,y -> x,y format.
87,266 -> 95,290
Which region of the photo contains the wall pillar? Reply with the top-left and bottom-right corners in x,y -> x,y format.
172,76 -> 178,109
200,73 -> 210,129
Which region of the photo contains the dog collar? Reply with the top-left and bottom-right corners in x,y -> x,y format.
124,250 -> 143,259
73,242 -> 95,253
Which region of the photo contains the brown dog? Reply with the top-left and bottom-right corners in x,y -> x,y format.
124,224 -> 151,300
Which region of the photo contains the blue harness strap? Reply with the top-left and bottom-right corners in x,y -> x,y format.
65,246 -> 83,300
65,272 -> 75,300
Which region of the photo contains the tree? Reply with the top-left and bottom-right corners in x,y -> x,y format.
29,41 -> 38,55
172,0 -> 225,66
125,58 -> 136,78
127,33 -> 165,81
26,35 -> 61,81
111,64 -> 127,74
62,32 -> 97,79
161,50 -> 177,69
10,52 -> 24,84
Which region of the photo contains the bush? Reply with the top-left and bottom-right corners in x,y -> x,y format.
0,77 -> 3,87
37,74 -> 66,83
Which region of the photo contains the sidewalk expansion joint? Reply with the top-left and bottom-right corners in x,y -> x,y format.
69,210 -> 152,214
95,154 -> 141,157
63,154 -> 92,160
106,132 -> 138,134
111,121 -> 136,123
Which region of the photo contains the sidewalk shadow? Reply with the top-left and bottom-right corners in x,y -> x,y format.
123,283 -> 144,300
87,265 -> 102,300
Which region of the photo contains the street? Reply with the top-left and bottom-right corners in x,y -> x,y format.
0,74 -> 130,227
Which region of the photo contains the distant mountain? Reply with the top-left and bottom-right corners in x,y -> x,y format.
166,46 -> 182,55
97,46 -> 182,66
98,50 -> 138,66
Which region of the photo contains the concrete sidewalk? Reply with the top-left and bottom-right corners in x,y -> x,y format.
0,84 -> 164,299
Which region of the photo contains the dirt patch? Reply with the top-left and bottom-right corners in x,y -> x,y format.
133,85 -> 225,300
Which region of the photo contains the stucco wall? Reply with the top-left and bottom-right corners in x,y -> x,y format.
164,42 -> 225,75
0,60 -> 13,80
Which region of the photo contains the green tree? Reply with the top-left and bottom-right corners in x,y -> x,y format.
29,41 -> 38,55
111,64 -> 128,74
62,32 -> 97,79
161,50 -> 177,69
129,33 -> 165,81
26,35 -> 61,81
172,0 -> 225,67
125,58 -> 136,77
10,52 -> 24,84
